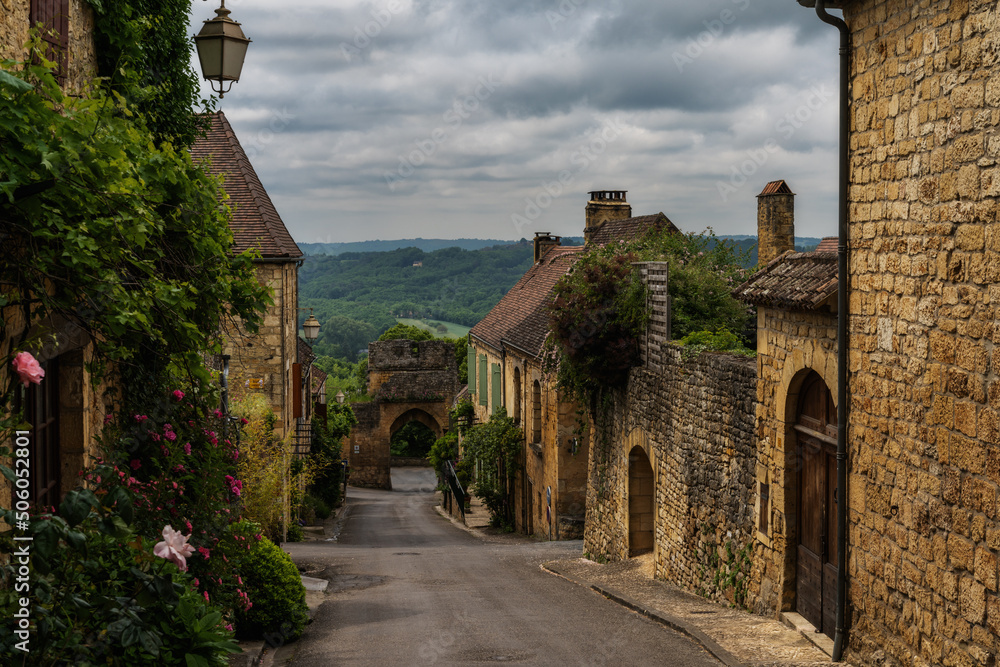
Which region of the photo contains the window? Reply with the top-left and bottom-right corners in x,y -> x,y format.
30,0 -> 70,83
18,357 -> 61,509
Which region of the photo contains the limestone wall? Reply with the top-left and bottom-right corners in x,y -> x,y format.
223,261 -> 299,439
1,1 -> 97,93
839,1 -> 1000,664
752,307 -> 839,615
584,346 -> 757,605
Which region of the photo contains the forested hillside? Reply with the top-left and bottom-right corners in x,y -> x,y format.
299,242 -> 535,360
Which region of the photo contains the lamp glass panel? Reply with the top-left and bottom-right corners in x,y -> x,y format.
221,41 -> 249,81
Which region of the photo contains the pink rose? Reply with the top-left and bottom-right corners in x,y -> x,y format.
172,390 -> 185,401
11,352 -> 44,387
153,525 -> 195,572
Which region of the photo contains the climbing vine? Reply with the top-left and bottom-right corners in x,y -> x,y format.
695,522 -> 754,609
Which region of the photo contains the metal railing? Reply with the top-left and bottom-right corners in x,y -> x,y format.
443,460 -> 466,521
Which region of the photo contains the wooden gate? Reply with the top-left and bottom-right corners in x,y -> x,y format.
795,372 -> 838,639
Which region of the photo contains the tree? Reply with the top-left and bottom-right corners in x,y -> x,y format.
378,323 -> 433,342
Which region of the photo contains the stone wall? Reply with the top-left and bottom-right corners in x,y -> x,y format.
752,307 -> 839,615
223,261 -> 299,439
584,346 -> 757,605
838,1 -> 1000,664
1,1 -> 97,93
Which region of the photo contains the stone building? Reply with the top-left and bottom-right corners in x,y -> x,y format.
468,236 -> 588,538
767,2 -> 1000,664
467,190 -> 679,539
344,339 -> 460,489
734,181 -> 843,638
190,111 -> 306,441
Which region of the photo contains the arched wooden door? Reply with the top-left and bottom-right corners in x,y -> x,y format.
628,446 -> 654,556
795,372 -> 838,639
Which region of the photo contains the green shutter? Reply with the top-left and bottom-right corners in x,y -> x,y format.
467,346 -> 476,395
478,356 -> 488,406
491,364 -> 502,413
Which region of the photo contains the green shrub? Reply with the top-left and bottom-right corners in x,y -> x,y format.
226,524 -> 309,642
304,494 -> 332,521
0,486 -> 240,665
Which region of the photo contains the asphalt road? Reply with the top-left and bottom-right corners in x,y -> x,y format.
283,468 -> 721,667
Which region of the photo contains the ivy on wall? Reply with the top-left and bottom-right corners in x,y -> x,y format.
86,0 -> 214,146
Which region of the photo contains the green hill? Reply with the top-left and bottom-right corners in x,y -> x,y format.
299,242 -> 535,360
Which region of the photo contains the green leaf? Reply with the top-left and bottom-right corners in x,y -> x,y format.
0,69 -> 32,93
59,488 -> 94,527
185,653 -> 210,667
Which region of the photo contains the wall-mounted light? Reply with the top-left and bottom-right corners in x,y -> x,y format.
195,1 -> 251,98
297,308 -> 321,342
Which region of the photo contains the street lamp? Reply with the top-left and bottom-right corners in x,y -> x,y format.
194,1 -> 251,98
335,390 -> 345,404
299,308 -> 321,342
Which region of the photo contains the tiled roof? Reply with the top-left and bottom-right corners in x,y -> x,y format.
759,179 -> 793,196
297,337 -> 316,366
588,212 -> 679,246
311,367 -> 327,396
733,250 -> 838,311
815,237 -> 838,253
189,112 -> 302,259
470,246 -> 583,359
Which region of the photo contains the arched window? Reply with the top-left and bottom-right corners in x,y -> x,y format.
532,380 -> 542,444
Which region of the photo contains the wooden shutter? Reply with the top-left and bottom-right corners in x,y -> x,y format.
491,364 -> 501,413
467,346 -> 476,395
30,0 -> 69,83
292,363 -> 302,418
478,356 -> 488,406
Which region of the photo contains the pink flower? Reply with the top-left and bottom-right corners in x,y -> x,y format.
153,525 -> 195,572
172,390 -> 185,401
135,415 -> 149,422
183,443 -> 192,455
164,430 -> 177,442
103,414 -> 113,426
204,591 -> 210,602
12,352 -> 44,387
198,546 -> 211,560
130,459 -> 142,470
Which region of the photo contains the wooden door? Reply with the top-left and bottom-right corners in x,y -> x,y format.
795,373 -> 837,639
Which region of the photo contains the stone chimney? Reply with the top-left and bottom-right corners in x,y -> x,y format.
533,232 -> 561,263
757,180 -> 795,265
585,190 -> 631,243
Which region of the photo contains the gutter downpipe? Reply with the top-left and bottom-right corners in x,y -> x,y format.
815,1 -> 850,661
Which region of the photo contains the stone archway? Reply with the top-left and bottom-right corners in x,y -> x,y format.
388,407 -> 443,440
343,339 -> 461,489
628,445 -> 655,556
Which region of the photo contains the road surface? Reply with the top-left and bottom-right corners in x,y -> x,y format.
283,468 -> 721,666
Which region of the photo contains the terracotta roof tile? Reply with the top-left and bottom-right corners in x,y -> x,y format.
588,212 -> 679,246
733,250 -> 838,311
189,112 -> 302,259
470,246 -> 583,358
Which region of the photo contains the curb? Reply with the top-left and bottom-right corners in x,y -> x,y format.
433,503 -> 487,538
542,562 -> 744,667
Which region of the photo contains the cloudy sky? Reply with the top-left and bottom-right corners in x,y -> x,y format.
189,0 -> 842,244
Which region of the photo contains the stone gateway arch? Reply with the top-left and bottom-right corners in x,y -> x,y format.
344,339 -> 460,489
